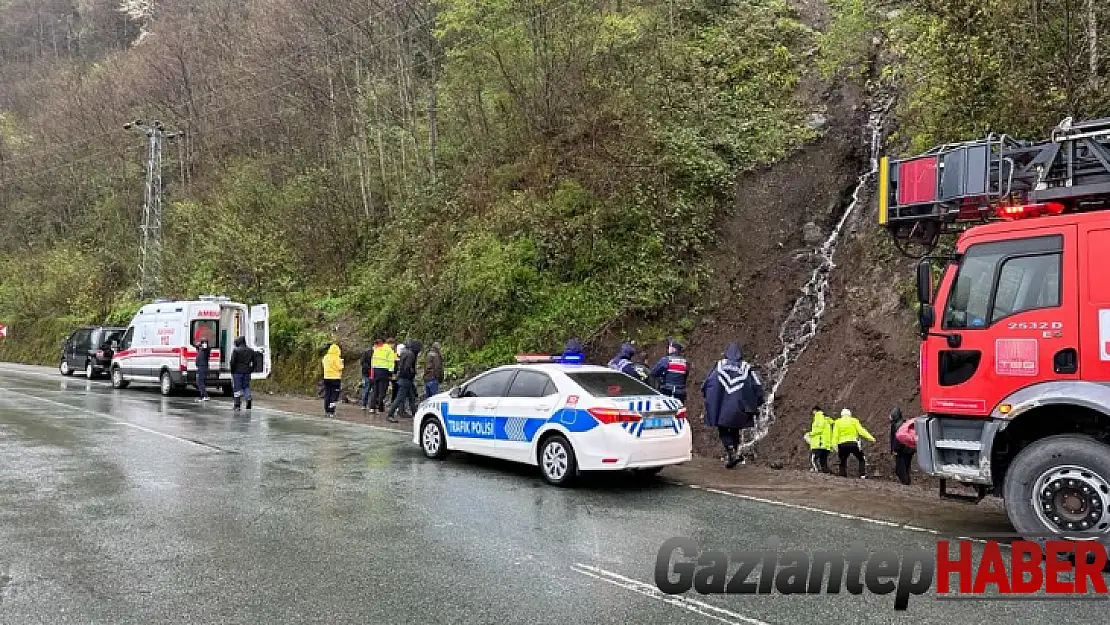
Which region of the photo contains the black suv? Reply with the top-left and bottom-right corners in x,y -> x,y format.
60,326 -> 127,379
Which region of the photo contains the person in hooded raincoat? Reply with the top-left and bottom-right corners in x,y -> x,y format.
889,407 -> 914,485
228,336 -> 256,411
701,343 -> 764,469
607,343 -> 640,379
806,405 -> 833,473
322,342 -> 343,417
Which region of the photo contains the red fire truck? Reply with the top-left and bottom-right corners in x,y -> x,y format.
880,116 -> 1110,543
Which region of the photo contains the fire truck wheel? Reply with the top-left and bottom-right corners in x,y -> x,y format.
1003,434 -> 1110,553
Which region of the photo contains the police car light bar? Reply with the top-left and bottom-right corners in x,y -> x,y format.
514,353 -> 585,365
515,354 -> 556,363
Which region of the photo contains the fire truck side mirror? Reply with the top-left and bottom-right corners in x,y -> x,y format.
915,261 -> 933,305
919,304 -> 935,335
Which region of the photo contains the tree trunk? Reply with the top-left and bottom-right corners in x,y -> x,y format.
1088,0 -> 1100,91
427,59 -> 438,183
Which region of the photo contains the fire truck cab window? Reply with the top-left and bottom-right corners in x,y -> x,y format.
942,235 -> 1062,330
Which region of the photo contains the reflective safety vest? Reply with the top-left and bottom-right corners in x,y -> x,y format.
806,410 -> 833,450
371,344 -> 396,370
832,416 -> 875,447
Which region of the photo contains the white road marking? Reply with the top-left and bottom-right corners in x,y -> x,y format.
570,563 -> 772,625
679,484 -> 1004,547
0,387 -> 211,449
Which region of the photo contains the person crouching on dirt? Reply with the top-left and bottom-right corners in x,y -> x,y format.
806,405 -> 833,473
701,342 -> 765,469
607,343 -> 641,378
833,408 -> 874,478
651,339 -> 688,401
889,407 -> 914,485
229,336 -> 255,411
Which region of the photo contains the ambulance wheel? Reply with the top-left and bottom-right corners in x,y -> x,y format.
60,359 -> 73,376
111,367 -> 129,389
1003,434 -> 1110,566
420,417 -> 448,460
159,371 -> 176,396
539,434 -> 577,487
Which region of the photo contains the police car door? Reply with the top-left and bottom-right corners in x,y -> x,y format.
495,369 -> 558,463
444,369 -> 513,456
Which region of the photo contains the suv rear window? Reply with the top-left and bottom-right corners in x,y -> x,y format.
564,371 -> 658,397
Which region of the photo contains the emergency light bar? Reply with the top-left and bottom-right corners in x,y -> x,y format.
995,202 -> 1065,221
514,353 -> 585,365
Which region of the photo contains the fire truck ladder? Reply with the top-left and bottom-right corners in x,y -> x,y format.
879,116 -> 1110,256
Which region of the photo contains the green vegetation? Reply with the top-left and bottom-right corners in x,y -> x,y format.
0,0 -> 820,387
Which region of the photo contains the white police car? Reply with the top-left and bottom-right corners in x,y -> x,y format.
412,358 -> 692,485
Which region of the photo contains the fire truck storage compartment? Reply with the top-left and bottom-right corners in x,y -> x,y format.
897,156 -> 939,206
939,144 -> 991,201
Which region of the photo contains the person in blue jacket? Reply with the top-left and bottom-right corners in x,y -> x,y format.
650,339 -> 689,401
607,343 -> 640,378
701,342 -> 765,469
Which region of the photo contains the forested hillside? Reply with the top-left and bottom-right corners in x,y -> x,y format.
0,0 -> 1107,463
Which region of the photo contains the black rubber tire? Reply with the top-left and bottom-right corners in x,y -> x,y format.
420,417 -> 448,460
1003,434 -> 1110,548
111,367 -> 129,389
60,359 -> 73,376
159,371 -> 175,397
222,383 -> 234,397
85,361 -> 96,380
538,434 -> 578,487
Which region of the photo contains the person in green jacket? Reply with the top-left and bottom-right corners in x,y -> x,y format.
833,408 -> 874,478
806,405 -> 833,473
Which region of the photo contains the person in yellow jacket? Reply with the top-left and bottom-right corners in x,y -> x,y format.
369,338 -> 397,413
805,405 -> 834,473
322,342 -> 344,417
832,408 -> 874,478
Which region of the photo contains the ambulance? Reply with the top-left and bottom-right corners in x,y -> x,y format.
109,296 -> 271,396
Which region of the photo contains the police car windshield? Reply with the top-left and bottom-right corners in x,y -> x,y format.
565,372 -> 657,397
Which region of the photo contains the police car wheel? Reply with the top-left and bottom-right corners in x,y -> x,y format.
421,417 -> 448,459
539,435 -> 577,486
1003,434 -> 1110,568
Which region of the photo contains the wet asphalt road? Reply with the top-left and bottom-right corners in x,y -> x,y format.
0,364 -> 1107,624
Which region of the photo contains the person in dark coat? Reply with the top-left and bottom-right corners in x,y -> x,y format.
607,343 -> 640,378
650,339 -> 689,401
359,342 -> 375,411
889,407 -> 915,485
701,343 -> 764,469
194,338 -> 212,402
228,336 -> 255,411
387,339 -> 422,423
423,342 -> 444,400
